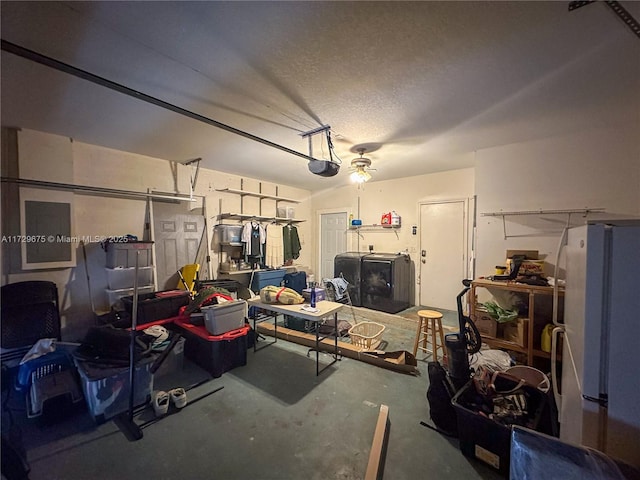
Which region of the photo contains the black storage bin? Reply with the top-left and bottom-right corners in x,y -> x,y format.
283,315 -> 311,332
195,279 -> 241,294
174,319 -> 248,378
452,378 -> 555,477
121,291 -> 190,325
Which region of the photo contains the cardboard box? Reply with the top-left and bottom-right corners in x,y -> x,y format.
501,318 -> 528,347
506,259 -> 544,276
506,249 -> 539,260
302,288 -> 326,302
472,310 -> 498,338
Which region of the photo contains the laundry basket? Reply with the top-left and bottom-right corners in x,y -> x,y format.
348,321 -> 385,350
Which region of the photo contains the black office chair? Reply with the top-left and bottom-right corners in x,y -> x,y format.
1,281 -> 82,418
1,281 -> 62,363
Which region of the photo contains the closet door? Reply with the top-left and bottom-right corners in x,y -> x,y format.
319,212 -> 347,281
152,201 -> 205,290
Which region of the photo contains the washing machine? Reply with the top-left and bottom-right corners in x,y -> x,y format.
361,253 -> 411,314
333,252 -> 368,307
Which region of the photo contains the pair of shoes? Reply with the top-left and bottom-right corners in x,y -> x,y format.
169,388 -> 187,409
152,390 -> 170,417
152,388 -> 187,417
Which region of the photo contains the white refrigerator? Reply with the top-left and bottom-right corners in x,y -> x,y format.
557,220 -> 640,467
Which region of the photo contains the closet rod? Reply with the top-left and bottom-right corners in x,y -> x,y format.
1,40 -> 322,164
1,176 -> 198,202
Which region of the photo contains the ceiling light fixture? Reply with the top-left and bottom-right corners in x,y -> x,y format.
350,149 -> 373,184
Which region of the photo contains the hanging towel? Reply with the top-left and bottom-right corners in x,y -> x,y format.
282,224 -> 301,262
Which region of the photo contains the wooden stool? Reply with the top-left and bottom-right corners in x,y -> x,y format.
413,309 -> 447,362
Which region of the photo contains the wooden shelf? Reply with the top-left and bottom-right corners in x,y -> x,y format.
470,279 -> 564,366
472,278 -> 564,295
482,337 -> 527,354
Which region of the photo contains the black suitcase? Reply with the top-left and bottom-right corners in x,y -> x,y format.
283,271 -> 307,294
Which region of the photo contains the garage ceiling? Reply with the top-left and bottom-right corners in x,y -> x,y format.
1,1 -> 639,192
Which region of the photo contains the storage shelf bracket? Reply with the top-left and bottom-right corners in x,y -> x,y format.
481,208 -> 605,239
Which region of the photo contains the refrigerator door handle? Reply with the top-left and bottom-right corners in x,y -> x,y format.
552,226 -> 569,326
551,325 -> 565,411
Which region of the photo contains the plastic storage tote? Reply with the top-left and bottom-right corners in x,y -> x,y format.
201,300 -> 247,335
105,241 -> 153,268
214,225 -> 243,245
106,266 -> 153,290
174,319 -> 249,378
250,269 -> 286,293
75,357 -> 154,424
451,379 -> 556,476
106,285 -> 154,308
121,290 -> 191,325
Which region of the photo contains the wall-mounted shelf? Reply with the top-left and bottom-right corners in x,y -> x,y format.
215,188 -> 300,204
348,224 -> 400,229
480,208 -> 605,239
214,180 -> 304,224
217,212 -> 304,224
348,224 -> 400,239
213,180 -> 306,278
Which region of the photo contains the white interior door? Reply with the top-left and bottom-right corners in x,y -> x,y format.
319,212 -> 347,281
152,201 -> 206,290
419,200 -> 466,310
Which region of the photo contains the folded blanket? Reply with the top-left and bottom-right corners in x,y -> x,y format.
325,277 -> 349,301
260,285 -> 304,305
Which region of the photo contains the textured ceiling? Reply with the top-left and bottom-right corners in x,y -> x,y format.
1,1 -> 639,192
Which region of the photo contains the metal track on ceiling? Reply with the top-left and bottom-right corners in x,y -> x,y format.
569,1 -> 640,39
0,39 -> 324,164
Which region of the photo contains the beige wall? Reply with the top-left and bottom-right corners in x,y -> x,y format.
3,120 -> 638,339
474,124 -> 640,279
1,128 -> 312,339
309,168 -> 476,305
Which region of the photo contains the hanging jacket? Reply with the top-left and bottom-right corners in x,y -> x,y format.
282,224 -> 301,261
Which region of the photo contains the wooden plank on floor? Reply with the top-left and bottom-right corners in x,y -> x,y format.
365,404 -> 390,480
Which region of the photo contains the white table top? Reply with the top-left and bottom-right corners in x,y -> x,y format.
247,298 -> 344,321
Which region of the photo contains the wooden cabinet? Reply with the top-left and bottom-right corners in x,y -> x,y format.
469,279 -> 564,366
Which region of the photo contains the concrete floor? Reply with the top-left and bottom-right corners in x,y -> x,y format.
3,309 -> 505,480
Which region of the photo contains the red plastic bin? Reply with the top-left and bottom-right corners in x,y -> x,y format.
174,319 -> 249,378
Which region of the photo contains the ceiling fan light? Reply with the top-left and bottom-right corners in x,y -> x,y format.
350,168 -> 371,183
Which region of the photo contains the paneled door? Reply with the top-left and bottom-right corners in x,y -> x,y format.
419,200 -> 466,311
319,212 -> 347,281
153,201 -> 206,290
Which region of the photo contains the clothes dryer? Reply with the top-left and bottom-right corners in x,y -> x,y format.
333,252 -> 368,307
361,253 -> 411,314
